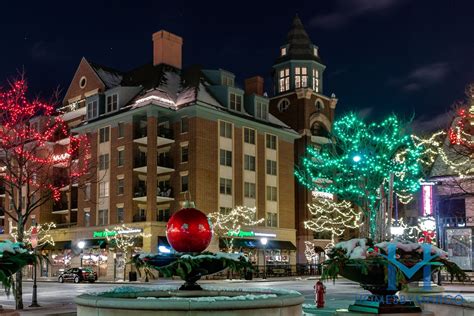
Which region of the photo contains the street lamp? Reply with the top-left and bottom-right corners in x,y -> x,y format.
78,241 -> 85,267
260,238 -> 268,280
352,154 -> 362,163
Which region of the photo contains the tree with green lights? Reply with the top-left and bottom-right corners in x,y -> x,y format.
296,113 -> 423,239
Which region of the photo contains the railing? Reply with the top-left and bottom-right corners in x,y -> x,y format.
53,200 -> 69,212
158,126 -> 173,139
157,186 -> 173,198
134,186 -> 147,198
158,157 -> 173,169
53,222 -> 77,229
133,214 -> 146,222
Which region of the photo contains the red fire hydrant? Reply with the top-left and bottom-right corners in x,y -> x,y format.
314,280 -> 326,308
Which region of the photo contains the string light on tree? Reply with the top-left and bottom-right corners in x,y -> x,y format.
305,199 -> 360,248
208,206 -> 264,253
11,222 -> 56,248
296,113 -> 423,238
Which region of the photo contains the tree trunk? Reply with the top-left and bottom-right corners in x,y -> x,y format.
15,216 -> 24,310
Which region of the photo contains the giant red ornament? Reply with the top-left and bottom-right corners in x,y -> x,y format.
166,207 -> 212,253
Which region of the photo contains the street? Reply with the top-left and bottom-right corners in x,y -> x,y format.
0,278 -> 364,315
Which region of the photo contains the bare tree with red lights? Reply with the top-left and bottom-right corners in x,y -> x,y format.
0,78 -> 91,309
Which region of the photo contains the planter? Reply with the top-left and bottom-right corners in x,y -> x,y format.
339,262 -> 434,296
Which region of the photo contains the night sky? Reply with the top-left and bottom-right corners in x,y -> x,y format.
1,0 -> 473,130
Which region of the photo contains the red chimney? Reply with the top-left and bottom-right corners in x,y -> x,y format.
244,76 -> 264,96
152,30 -> 183,69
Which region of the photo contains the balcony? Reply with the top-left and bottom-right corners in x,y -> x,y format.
133,125 -> 174,147
133,214 -> 147,223
133,186 -> 174,203
52,200 -> 69,214
133,156 -> 174,174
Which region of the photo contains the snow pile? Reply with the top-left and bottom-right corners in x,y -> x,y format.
137,294 -> 278,302
333,238 -> 448,259
179,252 -> 246,262
0,240 -> 27,256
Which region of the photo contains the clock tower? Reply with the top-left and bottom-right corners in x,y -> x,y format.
269,15 -> 338,263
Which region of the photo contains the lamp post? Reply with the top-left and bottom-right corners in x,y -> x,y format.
29,224 -> 40,308
78,241 -> 85,267
260,238 -> 268,280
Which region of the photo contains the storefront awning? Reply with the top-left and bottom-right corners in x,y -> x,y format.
219,238 -> 296,250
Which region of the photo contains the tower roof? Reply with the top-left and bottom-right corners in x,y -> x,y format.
275,15 -> 322,64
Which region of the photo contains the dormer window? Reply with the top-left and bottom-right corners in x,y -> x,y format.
312,69 -> 320,92
229,93 -> 242,112
256,101 -> 268,120
87,100 -> 98,120
295,67 -> 308,88
106,94 -> 118,113
281,47 -> 287,56
313,47 -> 318,56
222,76 -> 234,87
279,68 -> 290,92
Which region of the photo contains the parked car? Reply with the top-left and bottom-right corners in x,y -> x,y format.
58,267 -> 97,283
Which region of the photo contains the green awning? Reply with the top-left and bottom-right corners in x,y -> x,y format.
219,238 -> 296,250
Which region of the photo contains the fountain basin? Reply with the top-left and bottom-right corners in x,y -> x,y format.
75,285 -> 304,316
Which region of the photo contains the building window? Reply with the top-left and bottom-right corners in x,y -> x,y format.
118,122 -> 125,138
99,181 -> 109,197
312,69 -> 319,92
181,117 -> 189,133
106,94 -> 118,112
277,99 -> 290,112
266,186 -> 277,201
99,154 -> 109,170
84,212 -> 90,227
181,175 -> 189,192
256,101 -> 268,120
244,155 -> 256,171
313,47 -> 318,56
117,179 -> 124,195
280,47 -> 287,56
220,207 -> 232,215
222,76 -> 234,87
244,128 -> 255,144
279,68 -> 290,92
99,127 -> 110,143
219,178 -> 232,195
229,93 -> 242,112
157,208 -> 170,222
181,146 -> 188,163
244,182 -> 256,198
266,134 -> 277,150
295,67 -> 308,88
266,160 -> 277,176
219,149 -> 232,167
84,183 -> 91,201
117,207 -> 124,223
220,121 -> 232,138
87,100 -> 98,119
117,149 -> 125,167
315,100 -> 324,112
98,209 -> 108,226
266,212 -> 278,227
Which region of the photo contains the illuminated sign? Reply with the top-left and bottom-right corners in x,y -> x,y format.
422,185 -> 433,216
93,228 -> 142,238
227,230 -> 276,238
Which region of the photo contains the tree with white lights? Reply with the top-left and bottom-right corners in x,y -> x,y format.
0,78 -> 91,309
105,225 -> 151,280
208,206 -> 264,252
305,199 -> 360,248
11,222 -> 56,248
